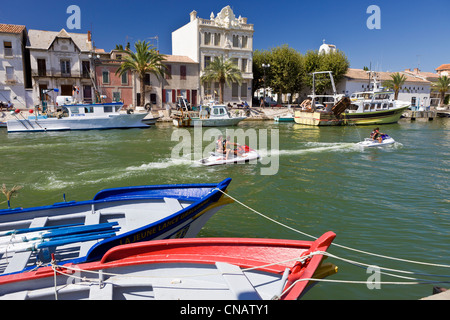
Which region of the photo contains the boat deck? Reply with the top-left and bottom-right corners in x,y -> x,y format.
0,197 -> 193,275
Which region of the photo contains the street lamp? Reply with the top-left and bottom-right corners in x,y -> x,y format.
262,63 -> 270,103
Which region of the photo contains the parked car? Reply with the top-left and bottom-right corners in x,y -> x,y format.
264,97 -> 279,107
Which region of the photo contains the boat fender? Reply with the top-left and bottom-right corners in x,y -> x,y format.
127,109 -> 134,114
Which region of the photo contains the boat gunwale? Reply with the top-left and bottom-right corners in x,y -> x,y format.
0,179 -> 231,216
0,232 -> 336,294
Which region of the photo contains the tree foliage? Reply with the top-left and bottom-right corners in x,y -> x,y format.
431,75 -> 450,106
252,46 -> 349,99
382,72 -> 408,100
200,56 -> 243,104
269,45 -> 304,102
115,40 -> 167,106
303,50 -> 349,94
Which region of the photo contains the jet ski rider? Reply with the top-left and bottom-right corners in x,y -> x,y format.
225,135 -> 245,160
370,127 -> 384,143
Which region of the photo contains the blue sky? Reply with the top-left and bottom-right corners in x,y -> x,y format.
2,0 -> 449,72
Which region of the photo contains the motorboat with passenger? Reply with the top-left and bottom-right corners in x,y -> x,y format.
200,146 -> 260,166
357,134 -> 396,147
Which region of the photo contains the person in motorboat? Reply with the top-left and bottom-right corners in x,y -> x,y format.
370,127 -> 384,143
225,136 -> 245,160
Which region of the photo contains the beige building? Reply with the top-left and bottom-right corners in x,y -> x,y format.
172,6 -> 254,106
27,29 -> 95,106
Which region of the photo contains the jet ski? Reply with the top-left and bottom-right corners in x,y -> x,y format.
199,146 -> 261,166
357,134 -> 396,147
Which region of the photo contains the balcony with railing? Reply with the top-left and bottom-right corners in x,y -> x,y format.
198,18 -> 254,31
31,68 -> 90,79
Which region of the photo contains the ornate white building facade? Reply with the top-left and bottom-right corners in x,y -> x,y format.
172,6 -> 254,105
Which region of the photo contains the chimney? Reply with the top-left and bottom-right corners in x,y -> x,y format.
87,30 -> 91,42
413,68 -> 419,73
190,10 -> 197,22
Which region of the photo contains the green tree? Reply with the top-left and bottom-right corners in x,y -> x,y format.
115,40 -> 167,107
267,45 -> 304,103
382,72 -> 407,100
303,50 -> 349,94
200,56 -> 243,104
431,75 -> 450,107
252,49 -> 270,95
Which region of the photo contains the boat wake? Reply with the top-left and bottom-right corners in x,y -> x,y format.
32,158 -> 198,191
259,142 -> 358,157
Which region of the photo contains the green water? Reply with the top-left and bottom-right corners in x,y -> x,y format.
0,118 -> 449,300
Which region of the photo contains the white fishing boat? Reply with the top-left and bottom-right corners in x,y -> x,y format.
199,146 -> 260,166
0,232 -> 338,300
357,134 -> 396,147
343,72 -> 410,125
294,71 -> 410,126
6,102 -> 150,133
0,179 -> 232,276
172,100 -> 246,127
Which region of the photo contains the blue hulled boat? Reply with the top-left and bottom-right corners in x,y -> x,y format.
0,178 -> 232,275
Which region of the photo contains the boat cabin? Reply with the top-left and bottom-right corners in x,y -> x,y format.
350,92 -> 393,101
62,103 -> 123,117
199,105 -> 231,119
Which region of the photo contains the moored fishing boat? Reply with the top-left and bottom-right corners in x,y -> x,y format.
342,73 -> 410,125
0,178 -> 232,275
172,101 -> 246,127
6,102 -> 150,133
0,232 -> 337,300
294,71 -> 410,126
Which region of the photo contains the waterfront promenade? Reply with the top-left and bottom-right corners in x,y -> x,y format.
2,105 -> 449,125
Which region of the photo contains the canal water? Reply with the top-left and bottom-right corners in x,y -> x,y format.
0,118 -> 449,300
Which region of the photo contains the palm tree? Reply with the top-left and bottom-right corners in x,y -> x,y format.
431,76 -> 450,107
115,40 -> 167,107
382,72 -> 407,100
200,56 -> 243,104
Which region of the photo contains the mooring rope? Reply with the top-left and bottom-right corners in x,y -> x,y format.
214,188 -> 450,270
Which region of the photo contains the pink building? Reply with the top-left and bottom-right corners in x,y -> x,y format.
94,49 -> 134,108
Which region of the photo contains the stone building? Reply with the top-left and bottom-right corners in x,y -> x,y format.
27,29 -> 95,106
172,6 -> 254,106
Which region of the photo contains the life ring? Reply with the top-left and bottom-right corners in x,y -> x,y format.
145,103 -> 152,111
